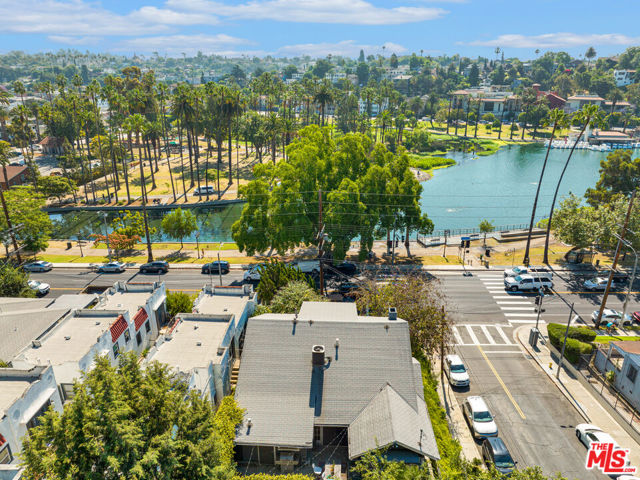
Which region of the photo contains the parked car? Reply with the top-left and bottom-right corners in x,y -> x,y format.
584,277 -> 608,291
444,354 -> 470,387
291,260 -> 320,274
243,264 -> 264,282
97,262 -> 125,273
590,309 -> 631,326
575,424 -> 620,449
463,396 -> 498,438
481,437 -> 516,476
504,274 -> 553,292
504,266 -> 552,280
139,261 -> 169,274
337,281 -> 359,295
632,311 -> 640,324
202,261 -> 230,274
28,280 -> 50,296
601,270 -> 630,285
325,261 -> 358,277
23,261 -> 53,272
193,185 -> 215,196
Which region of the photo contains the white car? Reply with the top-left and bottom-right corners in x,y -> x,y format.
444,354 -> 470,387
463,396 -> 498,438
584,277 -> 608,291
23,261 -> 53,272
28,280 -> 50,296
193,185 -> 215,196
504,274 -> 553,292
243,265 -> 263,282
97,262 -> 125,273
591,309 -> 631,326
575,423 -> 631,469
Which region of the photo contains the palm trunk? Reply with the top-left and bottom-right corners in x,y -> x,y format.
205,139 -> 211,201
159,101 -> 176,203
228,119 -> 233,185
84,128 -> 97,203
186,128 -> 195,187
177,119 -> 187,198
474,102 -> 480,138
543,121 -> 590,263
0,167 -> 21,263
446,95 -> 452,135
216,138 -> 223,199
523,121 -> 558,265
145,139 -> 156,189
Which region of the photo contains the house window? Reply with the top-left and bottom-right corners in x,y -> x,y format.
113,342 -> 120,358
0,444 -> 12,464
124,329 -> 131,343
145,321 -> 150,333
26,399 -> 51,430
136,331 -> 142,346
627,364 -> 638,384
484,102 -> 494,112
60,383 -> 75,402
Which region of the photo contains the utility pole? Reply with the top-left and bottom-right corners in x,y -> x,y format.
318,190 -> 325,296
391,213 -> 398,265
557,303 -> 575,379
596,190 -> 636,327
534,288 -> 544,331
102,213 -> 111,261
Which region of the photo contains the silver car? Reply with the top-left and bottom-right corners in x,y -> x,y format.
28,280 -> 50,296
97,262 -> 125,273
23,261 -> 53,272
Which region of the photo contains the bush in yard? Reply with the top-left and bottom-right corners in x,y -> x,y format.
166,291 -> 195,318
548,323 -> 596,344
548,323 -> 594,364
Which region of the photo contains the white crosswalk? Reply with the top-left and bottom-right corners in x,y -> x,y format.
477,274 -> 545,326
452,324 -> 517,346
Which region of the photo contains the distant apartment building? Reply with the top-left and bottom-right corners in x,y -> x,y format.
564,94 -> 604,113
613,69 -> 637,87
451,86 -> 519,120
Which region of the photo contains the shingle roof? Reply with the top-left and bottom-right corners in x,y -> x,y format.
235,306 -> 437,459
348,384 -> 439,460
0,308 -> 69,362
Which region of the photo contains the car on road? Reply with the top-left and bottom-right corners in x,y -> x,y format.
23,261 -> 53,272
632,311 -> 640,324
139,261 -> 169,274
325,261 -> 359,277
243,264 -> 265,282
584,277 -> 608,291
193,185 -> 215,196
481,437 -> 516,476
590,309 -> 631,326
444,354 -> 470,387
28,280 -> 50,296
463,396 -> 498,438
575,424 -> 628,457
291,260 -> 320,274
504,274 -> 552,292
202,261 -> 230,274
337,281 -> 359,296
504,266 -> 552,280
97,262 -> 126,273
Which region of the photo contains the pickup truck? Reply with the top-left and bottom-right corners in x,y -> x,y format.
504,274 -> 552,292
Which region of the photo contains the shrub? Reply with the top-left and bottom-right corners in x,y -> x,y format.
166,291 -> 195,318
548,323 -> 594,363
408,155 -> 455,170
548,323 -> 596,344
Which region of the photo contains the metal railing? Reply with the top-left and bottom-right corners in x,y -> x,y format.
416,223 -> 529,246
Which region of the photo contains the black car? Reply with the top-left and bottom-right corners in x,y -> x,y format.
338,282 -> 359,295
139,261 -> 169,274
481,437 -> 516,476
324,261 -> 358,277
202,261 -> 230,274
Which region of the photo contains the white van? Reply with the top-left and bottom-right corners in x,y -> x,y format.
504,274 -> 553,292
291,260 -> 320,274
504,265 -> 552,281
193,185 -> 215,196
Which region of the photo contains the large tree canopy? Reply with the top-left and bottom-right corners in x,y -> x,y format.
585,150 -> 640,206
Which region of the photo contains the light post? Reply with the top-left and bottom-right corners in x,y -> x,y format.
195,231 -> 200,259
534,287 -> 544,332
102,213 -> 112,261
218,242 -> 223,286
557,304 -> 577,379
615,232 -> 638,320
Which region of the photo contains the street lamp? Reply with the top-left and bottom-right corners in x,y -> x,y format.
102,213 -> 112,261
217,242 -> 223,286
614,233 -> 638,320
195,231 -> 200,259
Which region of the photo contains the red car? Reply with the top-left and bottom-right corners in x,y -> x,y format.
632,312 -> 640,324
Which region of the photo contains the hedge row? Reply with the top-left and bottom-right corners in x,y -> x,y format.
234,475 -> 312,480
547,323 -> 595,364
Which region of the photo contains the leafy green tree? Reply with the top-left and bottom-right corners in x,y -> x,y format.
585,46 -> 597,67
550,194 -> 599,249
0,186 -> 52,254
478,219 -> 495,246
468,63 -> 480,86
255,280 -> 325,315
166,290 -> 195,318
0,262 -> 35,297
161,208 -> 198,248
256,259 -> 315,306
38,175 -> 76,203
21,353 -> 242,480
585,150 -> 640,206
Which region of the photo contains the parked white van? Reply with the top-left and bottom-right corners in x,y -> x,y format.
504,265 -> 553,280
504,274 -> 553,292
193,185 -> 215,196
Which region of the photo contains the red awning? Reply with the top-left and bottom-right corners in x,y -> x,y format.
110,315 -> 128,342
134,308 -> 148,331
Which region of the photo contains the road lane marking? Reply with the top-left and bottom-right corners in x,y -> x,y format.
482,282 -> 504,285
505,313 -> 538,317
494,326 -> 512,344
465,325 -> 480,345
496,301 -> 531,305
480,325 -> 496,344
493,295 -> 529,299
452,326 -> 464,345
500,306 -> 535,311
483,350 -> 522,354
478,346 -> 526,420
509,319 -> 546,324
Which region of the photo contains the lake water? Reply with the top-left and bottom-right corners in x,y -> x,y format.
420,143 -> 615,233
49,144 -> 630,242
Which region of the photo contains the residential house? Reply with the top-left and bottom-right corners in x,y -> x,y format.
451,87 -> 519,120
564,94 -> 604,113
613,70 -> 637,87
0,366 -> 63,468
531,84 -> 566,110
594,341 -> 640,411
603,100 -> 633,114
37,136 -> 64,156
145,284 -> 256,405
0,166 -> 28,191
234,302 -> 439,472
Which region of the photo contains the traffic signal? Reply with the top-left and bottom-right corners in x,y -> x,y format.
485,248 -> 490,257
535,296 -> 541,305
465,240 -> 471,248
460,240 -> 465,248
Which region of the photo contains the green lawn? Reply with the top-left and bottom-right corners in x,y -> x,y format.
595,335 -> 640,344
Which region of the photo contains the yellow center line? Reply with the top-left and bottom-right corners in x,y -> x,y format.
555,291 -> 640,294
478,345 -> 526,420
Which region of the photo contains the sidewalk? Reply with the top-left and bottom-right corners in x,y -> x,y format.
515,324 -> 640,469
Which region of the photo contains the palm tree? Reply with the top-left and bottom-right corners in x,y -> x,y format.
172,85 -> 196,188
0,141 -> 21,262
222,88 -> 243,185
607,88 -> 624,115
542,104 -> 603,263
313,80 -> 334,126
87,81 -> 111,201
523,109 -> 568,265
156,83 -> 177,202
0,107 -> 9,141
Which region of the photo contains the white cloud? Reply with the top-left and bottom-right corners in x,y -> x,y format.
116,34 -> 258,57
276,40 -> 407,57
48,35 -> 102,46
468,33 -> 640,49
170,0 -> 446,25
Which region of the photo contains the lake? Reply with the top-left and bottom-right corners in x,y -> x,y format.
49,144 -> 630,242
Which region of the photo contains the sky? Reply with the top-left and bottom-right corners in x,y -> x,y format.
1,0 -> 639,59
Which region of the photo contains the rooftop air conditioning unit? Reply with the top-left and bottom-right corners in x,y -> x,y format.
312,345 -> 325,366
32,340 -> 42,348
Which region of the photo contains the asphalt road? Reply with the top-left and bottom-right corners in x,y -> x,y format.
30,267 -> 245,297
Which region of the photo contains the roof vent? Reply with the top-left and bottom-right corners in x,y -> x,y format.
194,324 -> 199,330
388,307 -> 397,321
196,342 -> 202,346
32,340 -> 41,348
64,336 -> 71,341
292,314 -> 298,325
312,345 -> 325,366
95,321 -> 101,325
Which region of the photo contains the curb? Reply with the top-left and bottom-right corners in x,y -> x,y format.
514,325 -> 591,422
48,263 -> 247,271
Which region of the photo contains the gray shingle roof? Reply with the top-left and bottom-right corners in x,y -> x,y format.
348,384 -> 439,460
0,308 -> 69,362
235,305 -> 438,461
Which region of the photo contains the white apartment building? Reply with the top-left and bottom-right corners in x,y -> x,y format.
614,69 -> 637,87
